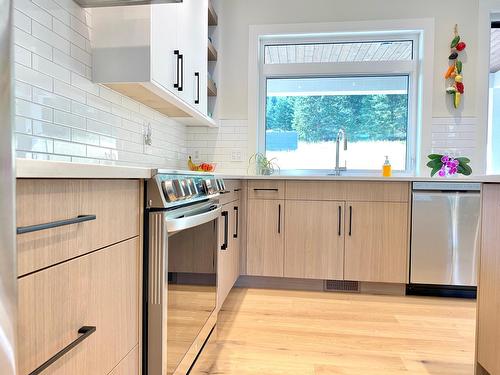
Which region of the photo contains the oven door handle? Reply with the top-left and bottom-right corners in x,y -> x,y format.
166,204 -> 222,233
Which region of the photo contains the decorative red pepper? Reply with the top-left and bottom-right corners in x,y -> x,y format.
455,82 -> 464,94
456,41 -> 466,51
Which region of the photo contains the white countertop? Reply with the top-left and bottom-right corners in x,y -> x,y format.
15,158 -> 500,183
16,159 -> 151,179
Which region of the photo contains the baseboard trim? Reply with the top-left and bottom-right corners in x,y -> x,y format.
235,276 -> 406,296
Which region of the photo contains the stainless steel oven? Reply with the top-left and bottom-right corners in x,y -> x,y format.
144,171 -> 226,375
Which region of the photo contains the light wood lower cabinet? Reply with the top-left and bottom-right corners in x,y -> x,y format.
16,179 -> 140,276
247,199 -> 284,277
477,184 -> 500,374
284,200 -> 344,280
217,185 -> 242,309
18,237 -> 140,375
344,201 -> 408,283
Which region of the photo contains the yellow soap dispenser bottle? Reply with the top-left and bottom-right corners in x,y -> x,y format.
382,155 -> 392,177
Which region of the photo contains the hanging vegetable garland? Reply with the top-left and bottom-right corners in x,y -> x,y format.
445,24 -> 466,109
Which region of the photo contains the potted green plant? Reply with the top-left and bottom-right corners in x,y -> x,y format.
248,152 -> 280,175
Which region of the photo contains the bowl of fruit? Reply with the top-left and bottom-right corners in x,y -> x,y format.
188,156 -> 216,172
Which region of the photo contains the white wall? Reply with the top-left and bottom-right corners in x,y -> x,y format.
13,0 -> 188,168
188,0 -> 487,175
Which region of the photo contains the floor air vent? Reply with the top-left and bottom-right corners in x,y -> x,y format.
324,280 -> 360,292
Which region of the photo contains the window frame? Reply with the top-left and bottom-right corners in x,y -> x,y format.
258,32 -> 420,174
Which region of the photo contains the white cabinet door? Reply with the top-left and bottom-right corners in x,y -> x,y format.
177,0 -> 207,114
151,4 -> 179,96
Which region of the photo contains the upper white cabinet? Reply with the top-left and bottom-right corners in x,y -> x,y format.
91,0 -> 215,127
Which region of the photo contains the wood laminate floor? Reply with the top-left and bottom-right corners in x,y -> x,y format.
191,287 -> 476,375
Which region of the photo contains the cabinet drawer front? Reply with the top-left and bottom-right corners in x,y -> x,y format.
345,182 -> 409,202
16,179 -> 140,276
285,181 -> 347,201
248,180 -> 284,200
219,179 -> 242,205
18,238 -> 139,375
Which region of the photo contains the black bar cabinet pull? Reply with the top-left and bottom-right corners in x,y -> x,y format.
29,326 -> 96,375
233,206 -> 239,239
194,72 -> 200,104
253,188 -> 278,192
17,215 -> 96,235
178,53 -> 184,91
338,205 -> 342,236
348,206 -> 353,236
221,211 -> 228,250
278,204 -> 281,234
174,50 -> 180,89
234,188 -> 241,192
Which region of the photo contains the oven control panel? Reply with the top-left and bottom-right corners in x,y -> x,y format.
147,171 -> 226,208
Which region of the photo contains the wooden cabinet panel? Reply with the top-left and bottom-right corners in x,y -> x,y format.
285,181 -> 347,201
108,345 -> 139,375
217,201 -> 241,309
246,199 -> 284,276
248,180 -> 285,200
16,179 -> 140,276
284,200 -> 344,280
345,182 -> 409,202
344,202 -> 408,283
18,238 -> 139,375
477,184 -> 500,374
219,179 -> 242,205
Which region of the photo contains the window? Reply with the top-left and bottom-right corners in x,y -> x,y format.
259,35 -> 418,172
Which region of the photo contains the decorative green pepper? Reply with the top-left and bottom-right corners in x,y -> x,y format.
451,35 -> 460,48
456,60 -> 462,74
446,86 -> 457,94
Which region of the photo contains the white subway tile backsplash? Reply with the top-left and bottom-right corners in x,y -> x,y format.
16,133 -> 54,153
16,98 -> 53,122
86,94 -> 112,112
15,80 -> 32,101
32,55 -> 71,83
53,18 -> 86,48
14,27 -> 52,60
15,0 -> 52,27
54,109 -> 86,129
15,63 -> 53,91
31,0 -> 70,25
13,9 -> 31,33
32,87 -> 72,112
70,72 -> 99,95
13,0 -> 188,169
14,45 -> 32,67
54,80 -> 86,102
15,117 -> 33,134
53,49 -> 86,76
99,86 -> 122,106
70,44 -> 91,66
32,21 -> 71,54
72,101 -> 121,126
33,120 -> 71,140
71,128 -> 99,145
69,14 -> 89,38
54,139 -> 86,156
87,118 -> 113,136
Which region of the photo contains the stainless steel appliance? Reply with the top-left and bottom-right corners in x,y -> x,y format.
0,1 -> 17,374
410,182 -> 481,295
145,171 -> 227,375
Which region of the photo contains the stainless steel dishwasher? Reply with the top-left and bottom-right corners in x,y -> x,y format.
409,182 -> 481,296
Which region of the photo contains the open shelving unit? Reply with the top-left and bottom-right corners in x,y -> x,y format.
207,0 -> 218,119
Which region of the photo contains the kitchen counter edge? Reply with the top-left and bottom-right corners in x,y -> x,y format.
15,159 -> 500,182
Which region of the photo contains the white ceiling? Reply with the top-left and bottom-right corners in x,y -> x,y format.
491,29 -> 500,73
264,41 -> 413,64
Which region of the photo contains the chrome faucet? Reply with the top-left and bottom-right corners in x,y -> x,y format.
334,128 -> 348,175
